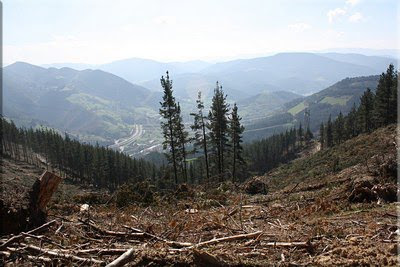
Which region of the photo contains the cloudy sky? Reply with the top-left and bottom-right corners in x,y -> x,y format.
3,0 -> 398,64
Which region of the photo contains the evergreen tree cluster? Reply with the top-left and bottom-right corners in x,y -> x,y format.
159,74 -> 246,184
1,118 -> 158,190
244,126 -> 303,175
320,64 -> 398,149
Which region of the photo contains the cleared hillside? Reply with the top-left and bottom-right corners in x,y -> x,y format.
1,125 -> 397,265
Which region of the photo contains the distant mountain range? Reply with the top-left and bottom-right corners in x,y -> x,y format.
42,52 -> 396,100
3,52 -> 395,155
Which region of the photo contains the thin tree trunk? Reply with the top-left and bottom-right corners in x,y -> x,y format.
168,117 -> 178,184
201,117 -> 210,181
232,142 -> 236,182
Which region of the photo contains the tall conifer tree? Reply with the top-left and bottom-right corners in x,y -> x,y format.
190,91 -> 210,181
357,88 -> 375,133
175,103 -> 189,182
208,82 -> 230,181
326,115 -> 333,148
229,103 -> 245,182
159,71 -> 179,184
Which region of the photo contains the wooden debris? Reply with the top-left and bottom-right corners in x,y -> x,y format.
106,248 -> 136,267
23,243 -> 105,264
122,225 -> 193,248
0,219 -> 57,250
191,231 -> 263,249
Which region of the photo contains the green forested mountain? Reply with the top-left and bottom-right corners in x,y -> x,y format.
238,91 -> 302,121
3,62 -> 161,144
243,75 -> 380,141
4,56 -> 394,157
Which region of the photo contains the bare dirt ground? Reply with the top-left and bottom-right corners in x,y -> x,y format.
1,126 -> 398,266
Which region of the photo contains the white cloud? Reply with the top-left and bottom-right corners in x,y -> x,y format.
349,12 -> 363,22
346,0 -> 361,6
327,8 -> 346,23
288,23 -> 311,33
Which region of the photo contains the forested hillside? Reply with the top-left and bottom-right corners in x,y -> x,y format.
243,75 -> 381,141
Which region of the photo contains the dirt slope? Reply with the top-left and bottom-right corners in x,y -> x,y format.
0,125 -> 398,266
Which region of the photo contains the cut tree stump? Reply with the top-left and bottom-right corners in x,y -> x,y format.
37,171 -> 63,211
1,171 -> 62,235
29,171 -> 62,228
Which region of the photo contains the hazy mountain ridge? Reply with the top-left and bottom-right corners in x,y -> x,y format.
42,52 -> 396,100
4,52 -> 392,153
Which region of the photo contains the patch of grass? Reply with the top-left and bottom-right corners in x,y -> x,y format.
288,101 -> 306,115
320,96 -> 351,106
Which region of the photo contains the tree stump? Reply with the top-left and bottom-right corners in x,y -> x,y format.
1,171 -> 62,234
29,171 -> 62,228
37,171 -> 63,211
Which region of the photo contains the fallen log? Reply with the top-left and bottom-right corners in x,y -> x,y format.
106,248 -> 136,267
0,219 -> 57,250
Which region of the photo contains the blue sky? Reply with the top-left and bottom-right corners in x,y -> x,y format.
3,0 -> 398,64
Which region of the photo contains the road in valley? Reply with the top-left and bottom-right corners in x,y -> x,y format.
109,124 -> 144,152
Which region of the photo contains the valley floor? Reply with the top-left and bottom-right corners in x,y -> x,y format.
1,125 -> 398,266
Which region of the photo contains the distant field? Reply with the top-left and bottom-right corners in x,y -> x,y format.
320,96 -> 351,106
288,101 -> 306,115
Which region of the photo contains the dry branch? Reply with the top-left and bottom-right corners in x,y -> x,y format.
106,248 -> 136,267
184,231 -> 263,250
122,225 -> 193,248
80,220 -> 145,239
264,241 -> 311,247
23,243 -> 104,264
73,248 -> 133,256
0,219 -> 57,250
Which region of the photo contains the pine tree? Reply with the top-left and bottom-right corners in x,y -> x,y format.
357,88 -> 375,133
319,123 -> 325,149
175,102 -> 189,182
229,103 -> 245,182
208,82 -> 230,181
304,109 -> 313,141
159,71 -> 179,184
333,112 -> 345,145
326,115 -> 333,148
190,91 -> 210,181
297,123 -> 304,146
389,69 -> 398,124
374,64 -> 397,126
345,103 -> 357,139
